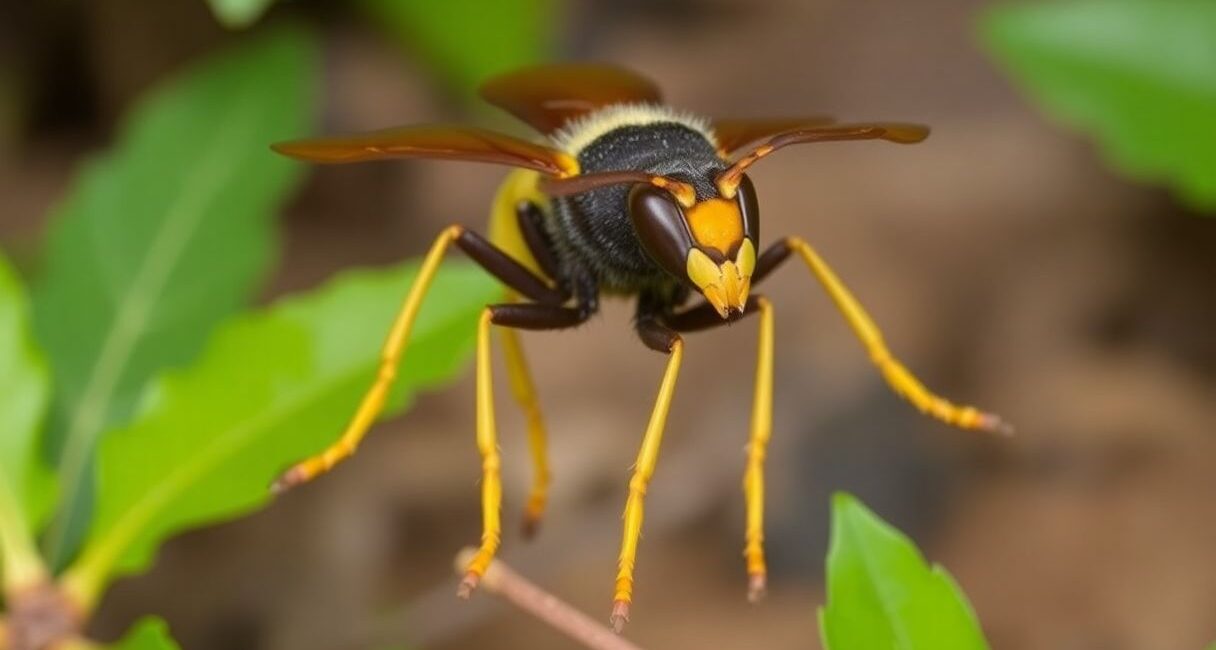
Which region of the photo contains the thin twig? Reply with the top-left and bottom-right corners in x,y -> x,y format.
453,548 -> 646,650
369,437 -> 742,648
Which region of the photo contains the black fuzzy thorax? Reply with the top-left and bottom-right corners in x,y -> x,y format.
548,122 -> 727,299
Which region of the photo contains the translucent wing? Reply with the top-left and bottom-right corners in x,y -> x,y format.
712,117 -> 837,154
479,63 -> 664,135
271,124 -> 578,177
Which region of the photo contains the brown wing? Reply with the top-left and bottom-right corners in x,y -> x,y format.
271,124 -> 578,177
479,63 -> 663,135
711,117 -> 837,154
763,122 -> 930,147
716,122 -> 930,195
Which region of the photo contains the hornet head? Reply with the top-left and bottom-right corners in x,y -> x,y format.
628,174 -> 759,318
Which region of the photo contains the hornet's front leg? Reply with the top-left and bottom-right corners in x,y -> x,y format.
611,309 -> 685,632
668,295 -> 773,603
669,234 -> 1010,604
758,237 -> 1011,434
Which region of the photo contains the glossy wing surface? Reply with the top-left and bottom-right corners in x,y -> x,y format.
765,122 -> 929,147
716,123 -> 929,195
711,117 -> 837,154
479,63 -> 663,135
272,124 -> 578,176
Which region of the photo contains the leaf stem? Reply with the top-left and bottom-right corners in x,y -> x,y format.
57,565 -> 99,615
0,478 -> 47,595
452,548 -> 646,650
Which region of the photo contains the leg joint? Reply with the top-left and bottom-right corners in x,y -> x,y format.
481,454 -> 501,473
627,473 -> 650,496
637,318 -> 682,353
456,228 -> 567,304
489,303 -> 589,330
376,363 -> 397,382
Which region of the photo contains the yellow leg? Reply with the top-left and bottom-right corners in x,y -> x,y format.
612,338 -> 684,632
498,325 -> 551,538
786,237 -> 1012,434
458,308 -> 504,597
272,225 -> 466,493
743,297 -> 774,603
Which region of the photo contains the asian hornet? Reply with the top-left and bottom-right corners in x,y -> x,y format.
269,64 -> 1011,632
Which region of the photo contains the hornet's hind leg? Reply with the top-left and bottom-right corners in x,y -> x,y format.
459,302 -> 593,592
499,199 -> 573,539
460,301 -> 593,596
498,325 -> 550,539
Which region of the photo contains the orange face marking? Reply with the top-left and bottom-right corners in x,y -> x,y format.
685,199 -> 744,255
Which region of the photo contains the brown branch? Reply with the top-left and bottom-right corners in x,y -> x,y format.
3,583 -> 83,650
453,548 -> 646,650
372,438 -> 744,648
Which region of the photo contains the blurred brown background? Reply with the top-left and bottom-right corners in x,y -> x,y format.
2,0 -> 1214,648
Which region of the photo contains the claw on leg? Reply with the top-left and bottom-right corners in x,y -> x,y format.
610,599 -> 630,634
521,496 -> 545,539
457,571 -> 482,599
976,410 -> 1015,436
270,464 -> 310,495
747,573 -> 767,604
457,575 -> 479,600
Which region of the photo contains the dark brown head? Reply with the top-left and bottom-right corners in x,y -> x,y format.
628,174 -> 759,318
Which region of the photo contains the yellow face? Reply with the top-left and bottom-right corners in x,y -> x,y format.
685,198 -> 743,256
681,198 -> 755,318
686,238 -> 755,318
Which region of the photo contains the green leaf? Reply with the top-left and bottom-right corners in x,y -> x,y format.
63,261 -> 498,607
33,27 -> 316,564
981,1 -> 1216,210
0,252 -> 54,590
361,0 -> 554,97
819,493 -> 988,650
207,0 -> 276,29
109,617 -> 181,650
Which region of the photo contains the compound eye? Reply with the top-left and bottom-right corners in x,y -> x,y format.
734,173 -> 759,244
629,184 -> 695,282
